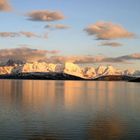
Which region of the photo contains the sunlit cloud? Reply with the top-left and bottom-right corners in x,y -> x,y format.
45,24 -> 70,30
26,10 -> 65,21
0,47 -> 140,65
99,42 -> 123,47
55,24 -> 70,29
0,47 -> 60,63
0,0 -> 11,12
47,55 -> 125,64
20,31 -> 40,38
84,21 -> 135,40
46,53 -> 140,64
0,32 -> 19,37
0,31 -> 45,39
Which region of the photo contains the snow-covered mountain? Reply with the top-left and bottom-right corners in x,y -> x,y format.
133,70 -> 140,77
0,62 -> 139,79
0,66 -> 13,74
64,62 -> 84,78
95,65 -> 107,75
101,65 -> 123,76
123,69 -> 135,76
82,67 -> 96,78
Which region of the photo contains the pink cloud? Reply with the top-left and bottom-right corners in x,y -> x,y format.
84,21 -> 135,40
27,10 -> 65,21
0,0 -> 11,11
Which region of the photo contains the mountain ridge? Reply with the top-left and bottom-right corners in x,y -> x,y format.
0,61 -> 139,80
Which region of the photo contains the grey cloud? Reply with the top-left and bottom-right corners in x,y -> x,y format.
46,53 -> 140,64
97,53 -> 140,63
45,24 -> 70,30
99,42 -> 123,47
27,10 -> 65,21
118,53 -> 140,60
46,55 -> 124,64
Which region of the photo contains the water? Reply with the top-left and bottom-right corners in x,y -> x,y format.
0,80 -> 140,140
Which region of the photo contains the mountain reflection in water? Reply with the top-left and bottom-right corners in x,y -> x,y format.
0,80 -> 140,140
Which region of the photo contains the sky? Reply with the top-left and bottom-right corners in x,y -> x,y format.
0,0 -> 140,69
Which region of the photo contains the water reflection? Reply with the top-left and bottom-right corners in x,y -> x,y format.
0,80 -> 140,139
0,80 -> 139,111
28,113 -> 127,140
29,132 -> 58,140
87,113 -> 126,140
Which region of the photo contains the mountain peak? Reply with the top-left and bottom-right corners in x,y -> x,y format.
96,65 -> 107,75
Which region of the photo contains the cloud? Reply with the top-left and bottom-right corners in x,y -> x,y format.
45,24 -> 70,30
0,0 -> 11,12
97,53 -> 140,63
55,24 -> 70,29
27,10 -> 65,21
20,31 -> 40,38
0,47 -> 140,64
0,32 -> 19,37
84,21 -> 135,40
44,55 -> 123,64
101,57 -> 125,63
118,53 -> 140,60
46,53 -> 140,64
0,31 -> 43,38
99,42 -> 123,47
0,47 -> 60,63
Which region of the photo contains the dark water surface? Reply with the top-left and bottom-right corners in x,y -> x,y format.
0,80 -> 140,140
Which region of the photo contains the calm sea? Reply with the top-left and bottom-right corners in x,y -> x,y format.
0,80 -> 140,140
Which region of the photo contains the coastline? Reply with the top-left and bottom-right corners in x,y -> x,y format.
0,72 -> 139,82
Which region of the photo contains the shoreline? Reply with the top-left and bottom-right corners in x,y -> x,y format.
0,73 -> 139,82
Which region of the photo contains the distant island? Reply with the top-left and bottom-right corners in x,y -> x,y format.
0,61 -> 139,82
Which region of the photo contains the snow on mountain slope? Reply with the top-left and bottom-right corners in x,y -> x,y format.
133,70 -> 140,77
123,69 -> 135,76
64,62 -> 84,78
95,65 -> 107,75
0,66 -> 14,74
102,65 -> 123,76
82,67 -> 96,78
0,61 -> 139,78
12,62 -> 57,73
55,64 -> 64,72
